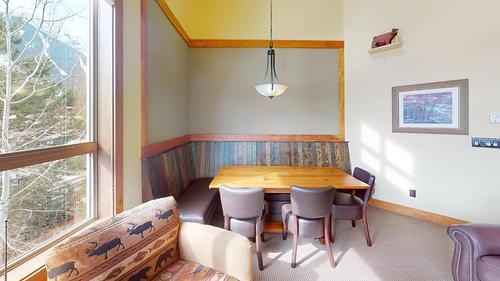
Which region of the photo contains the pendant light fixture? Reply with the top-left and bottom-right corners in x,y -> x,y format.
255,0 -> 287,99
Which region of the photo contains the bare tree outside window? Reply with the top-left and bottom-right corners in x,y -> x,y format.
0,0 -> 91,266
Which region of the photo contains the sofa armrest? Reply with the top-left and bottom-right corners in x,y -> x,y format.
178,222 -> 253,281
448,224 -> 500,257
448,224 -> 500,281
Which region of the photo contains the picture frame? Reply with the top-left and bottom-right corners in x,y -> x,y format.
392,79 -> 469,135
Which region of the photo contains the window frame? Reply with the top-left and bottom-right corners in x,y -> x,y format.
0,0 -> 123,276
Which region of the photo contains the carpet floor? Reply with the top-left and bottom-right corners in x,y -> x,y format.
230,207 -> 454,281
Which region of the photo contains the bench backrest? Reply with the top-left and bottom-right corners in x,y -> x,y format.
45,197 -> 180,281
144,140 -> 352,200
146,144 -> 196,199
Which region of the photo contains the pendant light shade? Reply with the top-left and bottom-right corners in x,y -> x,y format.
255,83 -> 288,98
255,0 -> 287,99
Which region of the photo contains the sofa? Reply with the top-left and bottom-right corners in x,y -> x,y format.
448,224 -> 500,281
45,197 -> 253,281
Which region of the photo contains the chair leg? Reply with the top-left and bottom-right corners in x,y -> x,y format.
256,219 -> 264,271
282,220 -> 288,240
362,208 -> 372,247
291,215 -> 299,268
224,216 -> 230,230
324,217 -> 335,268
351,220 -> 356,228
330,219 -> 336,243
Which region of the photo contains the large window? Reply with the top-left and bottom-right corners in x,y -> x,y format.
0,0 -> 94,268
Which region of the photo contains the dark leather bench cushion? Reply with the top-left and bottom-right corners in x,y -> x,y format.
478,255 -> 500,281
178,178 -> 218,224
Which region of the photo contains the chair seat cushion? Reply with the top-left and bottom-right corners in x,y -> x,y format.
154,260 -> 238,281
331,192 -> 363,220
230,217 -> 264,238
178,178 -> 218,224
281,203 -> 324,239
478,255 -> 500,281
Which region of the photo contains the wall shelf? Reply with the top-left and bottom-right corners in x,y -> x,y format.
368,35 -> 402,54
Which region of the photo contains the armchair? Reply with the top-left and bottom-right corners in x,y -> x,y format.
45,197 -> 253,281
448,224 -> 500,281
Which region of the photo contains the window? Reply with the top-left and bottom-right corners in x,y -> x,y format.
0,0 -> 96,269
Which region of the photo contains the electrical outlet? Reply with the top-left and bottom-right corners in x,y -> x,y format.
472,137 -> 500,149
409,189 -> 416,198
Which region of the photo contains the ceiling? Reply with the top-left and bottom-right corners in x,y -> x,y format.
162,0 -> 344,40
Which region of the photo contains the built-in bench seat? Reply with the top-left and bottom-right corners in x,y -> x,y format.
143,139 -> 352,224
177,178 -> 218,224
143,144 -> 219,225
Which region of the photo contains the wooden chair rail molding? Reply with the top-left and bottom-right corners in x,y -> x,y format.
141,134 -> 347,159
369,199 -> 468,226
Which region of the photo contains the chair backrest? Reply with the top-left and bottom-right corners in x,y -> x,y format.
220,185 -> 265,219
45,197 -> 180,281
353,167 -> 376,203
290,186 -> 335,219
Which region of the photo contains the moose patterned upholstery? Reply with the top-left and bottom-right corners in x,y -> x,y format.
45,197 -> 253,281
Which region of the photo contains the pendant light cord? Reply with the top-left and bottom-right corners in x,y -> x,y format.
269,0 -> 273,49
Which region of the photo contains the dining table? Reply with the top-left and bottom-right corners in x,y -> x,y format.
209,166 -> 370,233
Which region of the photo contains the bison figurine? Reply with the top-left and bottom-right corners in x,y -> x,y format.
371,28 -> 398,48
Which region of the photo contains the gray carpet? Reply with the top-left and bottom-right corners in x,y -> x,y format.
249,207 -> 454,281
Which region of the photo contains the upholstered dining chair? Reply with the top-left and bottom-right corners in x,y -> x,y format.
219,185 -> 267,271
282,186 -> 336,268
331,167 -> 376,246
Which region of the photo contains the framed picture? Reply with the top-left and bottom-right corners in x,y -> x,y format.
392,79 -> 469,134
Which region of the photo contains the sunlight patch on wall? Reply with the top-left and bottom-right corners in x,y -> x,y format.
360,148 -> 381,173
385,166 -> 413,194
385,139 -> 414,176
361,122 -> 381,154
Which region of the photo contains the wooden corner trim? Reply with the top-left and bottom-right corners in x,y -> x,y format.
338,48 -> 345,139
369,198 -> 468,226
156,0 -> 191,46
141,134 -> 191,159
189,39 -> 344,49
21,266 -> 46,281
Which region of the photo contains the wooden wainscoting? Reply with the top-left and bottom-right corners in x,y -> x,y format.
142,134 -> 349,159
369,199 -> 468,226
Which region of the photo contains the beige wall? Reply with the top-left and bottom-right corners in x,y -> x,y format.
188,48 -> 340,134
122,0 -> 142,210
147,0 -> 190,144
165,0 -> 343,40
344,0 -> 500,223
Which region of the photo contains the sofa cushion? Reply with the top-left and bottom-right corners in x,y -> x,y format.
478,255 -> 500,281
178,178 -> 218,224
154,260 -> 238,281
46,197 -> 180,281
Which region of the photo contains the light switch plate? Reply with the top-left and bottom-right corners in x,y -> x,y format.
490,113 -> 500,123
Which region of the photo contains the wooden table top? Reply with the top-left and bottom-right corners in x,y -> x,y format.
209,166 -> 370,193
